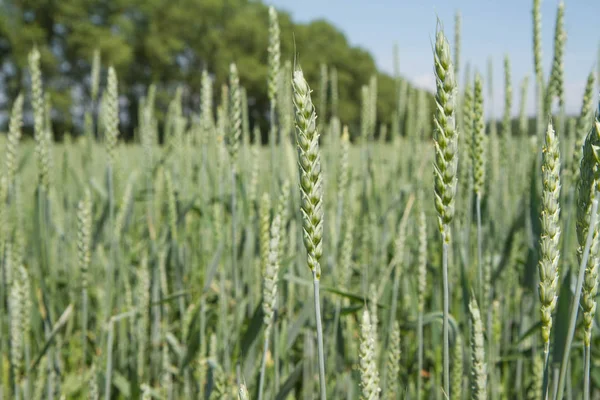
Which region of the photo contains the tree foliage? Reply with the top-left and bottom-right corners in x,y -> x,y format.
0,0 -> 423,140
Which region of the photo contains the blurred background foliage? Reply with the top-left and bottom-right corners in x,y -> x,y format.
0,0 -> 425,141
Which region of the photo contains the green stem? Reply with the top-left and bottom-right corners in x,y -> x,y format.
231,167 -> 239,301
313,272 -> 327,400
556,194 -> 599,400
258,330 -> 270,400
389,255 -> 401,339
82,288 -> 88,365
476,194 -> 483,304
105,165 -> 114,320
24,340 -> 30,399
542,342 -> 550,400
104,321 -> 115,400
417,310 -> 424,400
552,367 -> 559,400
270,104 -> 276,193
104,311 -> 136,400
442,240 -> 450,398
584,344 -> 590,400
274,313 -> 280,392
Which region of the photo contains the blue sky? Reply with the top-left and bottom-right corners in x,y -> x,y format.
269,0 -> 599,116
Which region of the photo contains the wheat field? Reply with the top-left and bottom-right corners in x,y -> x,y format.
1,2 -> 600,400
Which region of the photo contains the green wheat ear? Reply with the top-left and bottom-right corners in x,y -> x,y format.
5,94 -> 24,188
228,63 -> 242,164
433,27 -> 459,242
28,47 -> 51,191
547,1 -> 566,109
385,321 -> 401,399
538,120 -> 561,346
268,6 -> 280,105
571,72 -> 595,184
470,296 -> 487,400
78,189 -> 93,288
472,72 -> 486,198
532,0 -> 543,81
262,214 -> 281,327
579,104 -> 600,345
359,308 -> 381,400
238,383 -> 250,400
452,334 -> 464,399
105,66 -> 120,167
292,67 -> 324,279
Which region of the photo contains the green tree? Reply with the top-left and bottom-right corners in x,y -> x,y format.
0,0 -> 427,141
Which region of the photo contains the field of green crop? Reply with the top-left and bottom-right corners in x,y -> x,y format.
1,1 -> 600,399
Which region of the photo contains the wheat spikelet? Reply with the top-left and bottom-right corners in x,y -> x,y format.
228,63 -> 242,164
578,103 -> 600,345
369,284 -> 379,353
547,2 -> 566,108
292,67 -> 324,278
340,217 -> 355,288
88,363 -> 98,400
472,72 -> 486,197
248,138 -> 260,218
263,214 -> 281,326
259,193 -> 271,272
359,308 -> 381,400
518,76 -> 530,136
532,0 -> 543,81
452,334 -> 464,399
105,67 -> 120,167
502,55 -> 513,137
572,72 -> 595,184
141,384 -> 151,400
538,120 -> 561,345
385,321 -> 401,399
114,173 -> 135,242
165,87 -> 183,147
276,180 -> 290,258
527,354 -> 543,400
433,27 -> 459,241
460,80 -> 474,194
268,6 -> 280,106
165,171 -> 178,242
9,262 -> 24,382
78,189 -> 93,290
28,47 -> 51,191
32,356 -> 48,400
5,94 -> 23,188
338,126 -> 350,205
239,383 -> 250,400
200,69 -> 215,141
469,297 -> 487,400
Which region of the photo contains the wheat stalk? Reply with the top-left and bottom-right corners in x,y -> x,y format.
292,65 -> 326,399
432,24 -> 458,396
